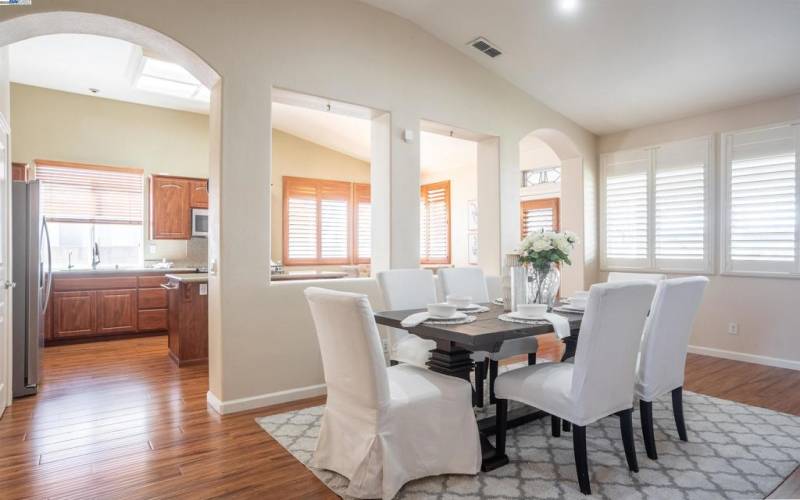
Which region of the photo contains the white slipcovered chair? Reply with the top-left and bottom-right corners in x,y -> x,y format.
304,287 -> 481,499
438,267 -> 539,407
636,276 -> 709,460
494,281 -> 657,495
607,271 -> 667,283
376,269 -> 438,367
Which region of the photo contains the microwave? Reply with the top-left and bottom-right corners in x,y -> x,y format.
192,208 -> 208,238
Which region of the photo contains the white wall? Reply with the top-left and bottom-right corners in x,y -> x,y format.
599,92 -> 800,368
0,1 -> 598,411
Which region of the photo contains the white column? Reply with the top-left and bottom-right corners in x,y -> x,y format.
370,113 -> 391,274
389,113 -> 420,269
477,137 -> 502,275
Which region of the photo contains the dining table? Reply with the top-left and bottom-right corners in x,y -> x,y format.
374,302 -> 583,471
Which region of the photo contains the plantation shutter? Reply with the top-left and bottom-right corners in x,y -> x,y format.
353,183 -> 371,263
602,150 -> 650,268
283,176 -> 351,265
420,181 -> 450,264
725,124 -> 798,273
654,137 -> 710,270
35,160 -> 144,225
521,198 -> 560,238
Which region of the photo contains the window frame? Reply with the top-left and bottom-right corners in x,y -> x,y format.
600,136 -> 714,274
419,180 -> 452,265
281,176 -> 371,267
520,197 -> 560,239
720,122 -> 800,278
352,182 -> 371,265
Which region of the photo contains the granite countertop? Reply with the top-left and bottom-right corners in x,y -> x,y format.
52,267 -> 205,276
165,273 -> 209,283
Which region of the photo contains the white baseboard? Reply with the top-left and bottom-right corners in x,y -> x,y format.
688,345 -> 800,371
206,383 -> 327,415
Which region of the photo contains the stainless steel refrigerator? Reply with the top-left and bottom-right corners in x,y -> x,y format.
11,180 -> 52,398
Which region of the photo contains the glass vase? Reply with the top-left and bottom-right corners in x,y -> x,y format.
527,263 -> 561,307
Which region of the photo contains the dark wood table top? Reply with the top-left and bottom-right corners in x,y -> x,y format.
374,303 -> 583,352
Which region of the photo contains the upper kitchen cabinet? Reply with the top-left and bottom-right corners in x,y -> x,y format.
150,175 -> 191,239
150,174 -> 209,239
189,179 -> 209,208
12,162 -> 28,181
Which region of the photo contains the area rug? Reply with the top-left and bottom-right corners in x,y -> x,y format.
257,390 -> 800,499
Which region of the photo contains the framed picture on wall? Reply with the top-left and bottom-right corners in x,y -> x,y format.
468,232 -> 479,265
467,200 -> 478,232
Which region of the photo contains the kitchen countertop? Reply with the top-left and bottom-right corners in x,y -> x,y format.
270,271 -> 348,281
52,267 -> 205,276
166,273 -> 209,283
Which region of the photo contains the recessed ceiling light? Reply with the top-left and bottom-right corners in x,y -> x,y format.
558,0 -> 579,13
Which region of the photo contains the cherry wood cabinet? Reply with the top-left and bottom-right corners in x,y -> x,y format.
12,162 -> 28,181
150,176 -> 191,240
149,175 -> 209,240
53,291 -> 97,339
45,271 -> 180,344
96,289 -> 138,334
166,277 -> 208,366
189,179 -> 209,208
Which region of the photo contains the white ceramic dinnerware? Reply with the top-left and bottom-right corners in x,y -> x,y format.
446,295 -> 473,308
427,303 -> 458,318
516,303 -> 547,318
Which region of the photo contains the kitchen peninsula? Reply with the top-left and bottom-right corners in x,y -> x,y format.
164,273 -> 209,366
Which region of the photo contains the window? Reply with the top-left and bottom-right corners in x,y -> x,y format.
34,160 -> 145,269
600,136 -> 712,272
353,183 -> 371,264
282,176 -> 370,266
420,181 -> 451,264
722,123 -> 799,275
521,198 -> 560,238
522,167 -> 561,187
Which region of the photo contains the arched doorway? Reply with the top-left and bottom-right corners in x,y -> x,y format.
518,128 -> 585,296
0,11 -> 223,410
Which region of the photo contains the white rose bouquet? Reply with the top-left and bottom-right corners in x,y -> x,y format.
518,230 -> 578,270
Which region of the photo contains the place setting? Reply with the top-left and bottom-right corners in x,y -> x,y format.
399,295 -> 486,328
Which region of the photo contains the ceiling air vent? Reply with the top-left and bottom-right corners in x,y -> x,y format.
469,37 -> 502,58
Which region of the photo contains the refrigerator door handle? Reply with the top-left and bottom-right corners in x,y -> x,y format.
42,218 -> 53,311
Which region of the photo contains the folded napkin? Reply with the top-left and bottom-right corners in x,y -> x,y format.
543,312 -> 571,339
400,312 -> 429,328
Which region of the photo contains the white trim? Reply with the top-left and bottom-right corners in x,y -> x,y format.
688,345 -> 800,371
206,383 -> 327,415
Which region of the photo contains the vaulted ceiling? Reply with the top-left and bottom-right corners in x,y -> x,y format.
362,0 -> 800,134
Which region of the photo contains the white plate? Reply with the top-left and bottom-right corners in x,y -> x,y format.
427,311 -> 468,321
506,311 -> 547,321
557,304 -> 585,312
457,304 -> 483,311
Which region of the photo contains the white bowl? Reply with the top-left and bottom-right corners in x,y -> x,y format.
427,303 -> 458,319
517,303 -> 547,318
446,295 -> 473,308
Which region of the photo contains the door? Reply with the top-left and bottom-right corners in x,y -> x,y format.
521,198 -> 560,238
0,115 -> 10,415
53,291 -> 96,339
96,289 -> 138,334
150,176 -> 190,239
189,179 -> 208,208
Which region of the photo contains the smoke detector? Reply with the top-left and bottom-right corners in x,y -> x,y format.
469,37 -> 502,58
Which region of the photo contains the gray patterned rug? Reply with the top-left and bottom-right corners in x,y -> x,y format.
257,390 -> 800,499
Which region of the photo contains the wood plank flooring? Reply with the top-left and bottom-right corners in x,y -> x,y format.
0,334 -> 797,499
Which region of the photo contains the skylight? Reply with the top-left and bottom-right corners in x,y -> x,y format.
134,56 -> 209,102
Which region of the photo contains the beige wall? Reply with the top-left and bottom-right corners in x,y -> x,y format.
599,92 -> 800,368
10,83 -> 209,263
270,128 -> 370,265
0,1 -> 598,412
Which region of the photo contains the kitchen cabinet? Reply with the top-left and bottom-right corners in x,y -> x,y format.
150,175 -> 191,240
53,291 -> 96,339
45,271 -> 179,344
189,179 -> 209,208
165,275 -> 208,366
150,175 -> 209,240
12,162 -> 28,181
96,289 -> 138,334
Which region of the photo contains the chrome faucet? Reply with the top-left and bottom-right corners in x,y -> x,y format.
92,243 -> 101,269
67,251 -> 74,270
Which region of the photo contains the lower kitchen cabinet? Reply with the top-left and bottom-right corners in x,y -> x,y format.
53,291 -> 97,339
96,289 -> 138,334
138,309 -> 168,332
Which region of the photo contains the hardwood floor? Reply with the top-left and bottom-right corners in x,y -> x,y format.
0,334 -> 797,499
